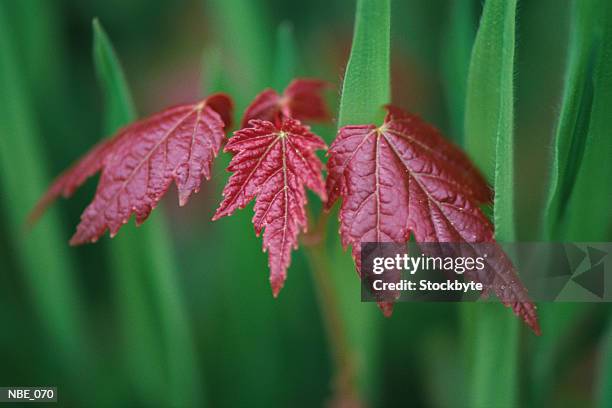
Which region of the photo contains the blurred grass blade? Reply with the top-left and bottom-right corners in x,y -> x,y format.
530,303 -> 590,406
338,0 -> 390,126
93,19 -> 136,128
543,0 -> 597,240
201,45 -> 225,96
471,309 -> 519,406
200,3 -> 289,406
93,20 -> 204,407
441,0 -> 476,145
92,19 -> 164,402
533,1 -> 609,403
464,0 -> 520,407
442,2 -> 478,393
4,0 -> 90,157
273,21 -> 297,91
208,0 -> 272,109
598,317 -> 612,407
0,0 -> 90,380
556,0 -> 612,241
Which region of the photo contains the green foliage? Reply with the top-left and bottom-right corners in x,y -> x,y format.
464,1 -> 520,407
534,1 -> 612,404
208,0 -> 272,109
530,303 -> 590,406
201,45 -> 224,95
0,0 -> 87,375
441,0 -> 476,144
93,19 -> 136,130
273,22 -> 298,90
471,309 -> 519,407
546,1 -> 612,404
598,318 -> 612,408
544,0 -> 596,240
3,1 -> 612,406
338,0 -> 390,126
465,0 -> 517,241
92,20 -> 204,407
545,0 -> 612,241
330,0 -> 391,402
198,5 -> 297,407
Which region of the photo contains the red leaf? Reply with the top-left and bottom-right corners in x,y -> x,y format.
31,94 -> 233,245
213,118 -> 327,296
326,105 -> 540,335
241,78 -> 330,127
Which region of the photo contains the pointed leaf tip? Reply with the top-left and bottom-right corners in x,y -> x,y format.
214,118 -> 327,296
327,105 -> 537,330
271,274 -> 285,298
379,302 -> 394,317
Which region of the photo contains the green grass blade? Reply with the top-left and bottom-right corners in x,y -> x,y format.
92,19 -> 165,403
543,0 -> 599,240
93,19 -> 136,129
208,0 -> 272,109
145,219 -> 205,408
562,0 -> 612,241
471,309 -> 519,407
93,20 -> 204,407
532,1 -> 610,403
338,0 -> 390,126
201,45 -> 225,96
3,0 -> 93,157
442,2 -> 478,395
465,0 -> 517,241
273,21 -> 298,91
441,0 -> 476,144
0,5 -> 122,406
0,0 -> 89,376
529,303 -> 589,406
590,6 -> 612,404
598,316 -> 612,408
332,0 -> 390,402
463,1 -> 520,407
491,0 -> 517,244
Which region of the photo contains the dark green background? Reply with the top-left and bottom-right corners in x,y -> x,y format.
0,0 -> 610,407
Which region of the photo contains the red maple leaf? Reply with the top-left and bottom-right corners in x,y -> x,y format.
213,118 -> 327,296
241,78 -> 330,127
31,94 -> 233,245
325,105 -> 540,334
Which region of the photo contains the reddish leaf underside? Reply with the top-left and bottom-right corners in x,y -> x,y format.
213,119 -> 327,296
326,105 -> 540,335
31,94 -> 233,245
240,78 -> 330,127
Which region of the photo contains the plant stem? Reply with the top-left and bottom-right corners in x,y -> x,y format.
305,1 -> 391,404
303,207 -> 360,404
304,234 -> 361,406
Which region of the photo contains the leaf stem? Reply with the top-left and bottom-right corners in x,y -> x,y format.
304,207 -> 360,404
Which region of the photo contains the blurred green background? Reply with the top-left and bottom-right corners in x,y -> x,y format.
1,0 -> 611,407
